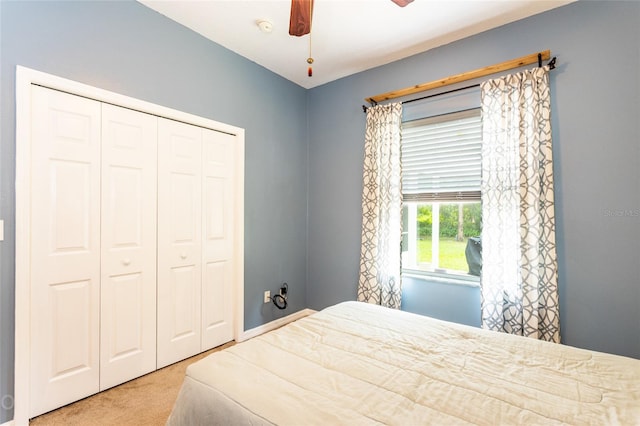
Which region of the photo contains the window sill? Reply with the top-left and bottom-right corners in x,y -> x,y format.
402,270 -> 480,288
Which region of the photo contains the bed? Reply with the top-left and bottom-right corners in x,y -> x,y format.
167,301 -> 640,425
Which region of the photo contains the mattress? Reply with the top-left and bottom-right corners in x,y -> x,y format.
167,301 -> 640,425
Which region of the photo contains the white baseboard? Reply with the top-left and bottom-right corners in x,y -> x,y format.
237,308 -> 316,342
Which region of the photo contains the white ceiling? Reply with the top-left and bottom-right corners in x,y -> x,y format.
138,0 -> 575,89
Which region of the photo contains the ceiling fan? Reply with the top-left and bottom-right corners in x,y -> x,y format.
289,0 -> 414,37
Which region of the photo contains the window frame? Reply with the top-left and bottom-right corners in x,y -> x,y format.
402,201 -> 481,283
400,107 -> 482,284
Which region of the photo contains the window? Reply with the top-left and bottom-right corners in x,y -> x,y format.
401,109 -> 482,279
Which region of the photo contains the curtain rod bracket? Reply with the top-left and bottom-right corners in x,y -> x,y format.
363,98 -> 378,113
538,53 -> 542,67
547,56 -> 557,70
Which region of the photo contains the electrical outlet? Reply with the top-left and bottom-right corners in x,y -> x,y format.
264,290 -> 271,304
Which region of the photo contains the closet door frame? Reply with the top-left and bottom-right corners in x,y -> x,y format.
15,66 -> 245,425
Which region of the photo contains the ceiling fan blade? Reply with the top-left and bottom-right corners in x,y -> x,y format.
289,0 -> 314,37
391,0 -> 414,6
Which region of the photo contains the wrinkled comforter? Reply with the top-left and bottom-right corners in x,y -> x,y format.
167,301 -> 640,425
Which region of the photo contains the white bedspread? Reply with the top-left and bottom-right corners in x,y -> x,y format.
167,301 -> 640,425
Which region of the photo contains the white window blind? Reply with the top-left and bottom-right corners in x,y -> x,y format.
401,108 -> 481,202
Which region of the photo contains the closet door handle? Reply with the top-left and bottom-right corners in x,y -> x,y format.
122,258 -> 131,266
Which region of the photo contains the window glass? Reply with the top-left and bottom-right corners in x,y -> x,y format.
402,202 -> 481,277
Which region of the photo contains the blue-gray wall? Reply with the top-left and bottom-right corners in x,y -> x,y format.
307,0 -> 639,357
0,1 -> 308,421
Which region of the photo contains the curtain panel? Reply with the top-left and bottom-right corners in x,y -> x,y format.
357,103 -> 403,309
480,65 -> 560,342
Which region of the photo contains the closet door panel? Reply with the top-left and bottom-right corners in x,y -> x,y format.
157,118 -> 203,368
100,104 -> 158,390
201,130 -> 235,349
202,260 -> 233,348
30,86 -> 101,418
169,264 -> 200,335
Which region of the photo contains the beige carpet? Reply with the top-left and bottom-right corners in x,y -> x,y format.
30,342 -> 235,426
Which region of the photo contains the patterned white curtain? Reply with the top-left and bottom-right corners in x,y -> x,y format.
480,65 -> 560,342
357,103 -> 403,309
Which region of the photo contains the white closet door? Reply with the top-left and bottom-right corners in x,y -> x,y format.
100,104 -> 158,390
157,118 -> 203,368
30,86 -> 101,417
201,129 -> 235,349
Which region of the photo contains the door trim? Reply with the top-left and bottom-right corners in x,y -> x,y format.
15,65 -> 245,425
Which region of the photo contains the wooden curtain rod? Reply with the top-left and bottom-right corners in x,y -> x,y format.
365,50 -> 551,105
